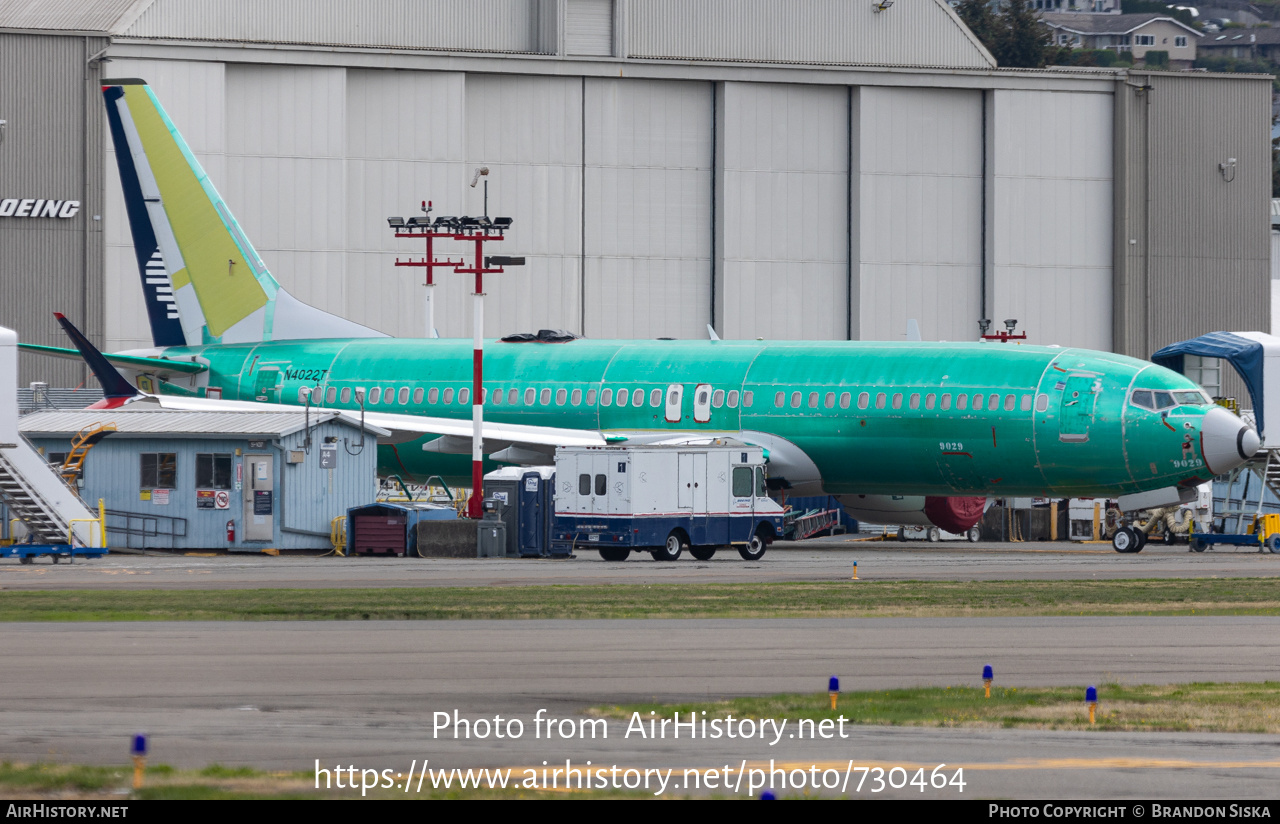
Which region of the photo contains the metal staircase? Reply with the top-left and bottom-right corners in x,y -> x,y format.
0,326 -> 104,550
0,449 -> 76,542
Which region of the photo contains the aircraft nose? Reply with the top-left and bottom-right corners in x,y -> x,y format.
1201,405 -> 1260,475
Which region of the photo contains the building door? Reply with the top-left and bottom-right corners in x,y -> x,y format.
243,453 -> 275,540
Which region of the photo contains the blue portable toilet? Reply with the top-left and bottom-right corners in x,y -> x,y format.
484,466 -> 556,557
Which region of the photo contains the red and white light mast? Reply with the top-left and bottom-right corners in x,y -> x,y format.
388,171 -> 522,518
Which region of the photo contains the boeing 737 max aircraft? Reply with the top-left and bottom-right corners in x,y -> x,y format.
23,79 -> 1261,535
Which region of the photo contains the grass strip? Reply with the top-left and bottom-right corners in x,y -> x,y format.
592,682 -> 1280,734
0,579 -> 1278,620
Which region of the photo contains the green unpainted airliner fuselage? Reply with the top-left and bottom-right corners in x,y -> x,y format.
151,337 -> 1219,498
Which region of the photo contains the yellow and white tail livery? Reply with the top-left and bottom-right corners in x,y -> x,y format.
103,78 -> 384,347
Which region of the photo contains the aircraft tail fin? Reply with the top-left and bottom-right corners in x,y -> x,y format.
102,79 -> 385,346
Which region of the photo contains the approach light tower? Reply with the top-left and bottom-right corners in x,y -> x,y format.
387,183 -> 524,519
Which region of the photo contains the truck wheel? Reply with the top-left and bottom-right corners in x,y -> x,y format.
1189,536 -> 1207,553
599,547 -> 629,561
738,529 -> 769,561
967,525 -> 981,543
927,527 -> 941,542
653,531 -> 685,561
18,555 -> 32,565
690,546 -> 716,561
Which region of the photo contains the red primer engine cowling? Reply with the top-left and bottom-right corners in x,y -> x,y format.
922,496 -> 986,533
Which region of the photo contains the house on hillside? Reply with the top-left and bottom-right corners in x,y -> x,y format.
1199,27 -> 1280,62
1041,12 -> 1202,67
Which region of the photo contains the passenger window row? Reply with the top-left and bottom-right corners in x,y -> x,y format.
295,384 -> 756,412
771,390 -> 1041,414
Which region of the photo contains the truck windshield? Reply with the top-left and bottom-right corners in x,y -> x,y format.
755,466 -> 767,497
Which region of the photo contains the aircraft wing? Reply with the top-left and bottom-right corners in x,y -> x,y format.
19,343 -> 208,377
127,393 -> 607,451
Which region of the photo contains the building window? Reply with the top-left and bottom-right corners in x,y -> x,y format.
1135,34 -> 1154,46
1184,356 -> 1222,397
1175,36 -> 1187,47
196,453 -> 232,490
141,453 -> 177,489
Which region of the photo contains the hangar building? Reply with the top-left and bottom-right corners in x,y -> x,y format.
0,0 -> 1270,395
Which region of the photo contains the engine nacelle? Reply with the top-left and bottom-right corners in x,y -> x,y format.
836,494 -> 988,533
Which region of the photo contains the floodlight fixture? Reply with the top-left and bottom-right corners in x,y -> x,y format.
387,216 -> 405,228
470,166 -> 490,187
1004,318 -> 1018,334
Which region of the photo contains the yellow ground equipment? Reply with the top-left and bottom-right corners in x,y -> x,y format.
58,423 -> 116,485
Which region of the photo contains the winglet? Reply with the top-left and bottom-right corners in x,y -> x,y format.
53,313 -> 140,402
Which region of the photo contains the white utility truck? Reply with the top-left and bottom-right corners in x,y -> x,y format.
551,441 -> 786,561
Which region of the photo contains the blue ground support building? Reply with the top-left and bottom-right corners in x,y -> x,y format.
20,409 -> 384,551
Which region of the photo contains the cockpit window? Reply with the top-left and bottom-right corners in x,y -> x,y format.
1131,389 -> 1207,411
1173,391 -> 1209,406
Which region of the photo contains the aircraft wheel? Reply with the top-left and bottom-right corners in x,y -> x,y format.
18,555 -> 32,565
689,546 -> 716,561
598,547 -> 629,562
927,527 -> 941,542
1267,534 -> 1280,554
1189,536 -> 1207,553
966,525 -> 981,543
1163,531 -> 1176,545
1134,531 -> 1147,552
653,531 -> 686,562
1112,527 -> 1139,553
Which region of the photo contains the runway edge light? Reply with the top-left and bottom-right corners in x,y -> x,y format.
851,561 -> 858,580
828,676 -> 840,710
130,733 -> 147,790
1086,685 -> 1098,725
982,664 -> 993,698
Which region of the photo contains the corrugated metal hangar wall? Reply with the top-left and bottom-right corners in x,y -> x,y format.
0,0 -> 1270,386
